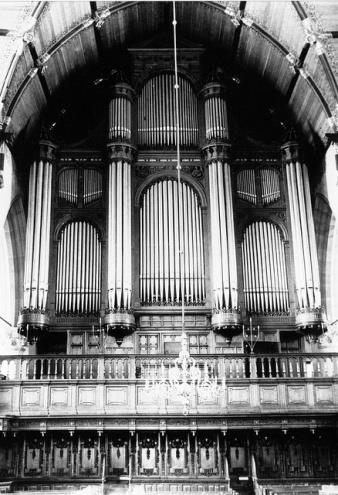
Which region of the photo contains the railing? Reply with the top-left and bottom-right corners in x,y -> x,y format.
0,353 -> 337,381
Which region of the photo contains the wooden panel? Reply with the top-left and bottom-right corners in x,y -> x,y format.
237,27 -> 293,95
315,385 -> 333,403
304,44 -> 337,110
33,1 -> 91,56
106,387 -> 128,406
228,387 -> 249,404
50,387 -> 70,407
245,1 -> 305,56
21,387 -> 41,407
178,1 -> 237,48
287,385 -> 306,404
2,46 -> 35,111
78,386 -> 96,406
43,29 -> 99,95
288,76 -> 328,143
260,386 -> 278,404
7,74 -> 47,139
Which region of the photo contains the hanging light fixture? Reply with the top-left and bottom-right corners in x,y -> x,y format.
145,1 -> 225,415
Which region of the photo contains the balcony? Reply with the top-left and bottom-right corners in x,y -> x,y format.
0,353 -> 337,421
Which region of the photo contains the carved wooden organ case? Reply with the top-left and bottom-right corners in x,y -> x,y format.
17,46 -> 325,352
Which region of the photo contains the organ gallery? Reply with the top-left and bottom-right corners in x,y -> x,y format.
0,1 -> 338,494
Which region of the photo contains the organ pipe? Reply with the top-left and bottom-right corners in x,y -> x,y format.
202,81 -> 238,317
242,221 -> 289,313
283,142 -> 321,311
260,168 -> 280,205
139,179 -> 205,305
55,221 -> 101,315
137,73 -> 198,148
22,140 -> 55,316
106,81 -> 135,322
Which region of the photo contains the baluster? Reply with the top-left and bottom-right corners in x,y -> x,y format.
281,359 -> 286,378
68,360 -> 72,379
46,359 -> 51,379
89,358 -> 93,379
267,357 -> 272,378
326,357 -> 334,377
296,358 -> 301,378
75,359 -> 79,379
288,358 -> 293,378
32,359 -> 37,379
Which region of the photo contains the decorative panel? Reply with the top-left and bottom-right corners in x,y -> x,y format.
287,386 -> 306,404
50,387 -> 69,407
228,387 -> 249,404
260,386 -> 278,404
315,385 -> 333,403
0,388 -> 12,407
78,387 -> 96,406
22,388 -> 41,407
138,435 -> 159,475
106,387 -> 128,406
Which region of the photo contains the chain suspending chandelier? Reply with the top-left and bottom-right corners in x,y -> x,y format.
145,1 -> 225,415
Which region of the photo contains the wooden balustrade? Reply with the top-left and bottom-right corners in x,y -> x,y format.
0,353 -> 337,381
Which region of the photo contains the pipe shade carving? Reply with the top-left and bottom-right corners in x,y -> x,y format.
241,221 -> 289,314
55,221 -> 102,315
138,73 -> 198,148
140,178 -> 205,305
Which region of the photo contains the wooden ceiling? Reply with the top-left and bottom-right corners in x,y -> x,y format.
1,1 -> 337,149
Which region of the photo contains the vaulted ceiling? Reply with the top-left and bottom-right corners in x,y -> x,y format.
1,1 -> 337,151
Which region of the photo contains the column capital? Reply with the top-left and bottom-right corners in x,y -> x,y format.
280,140 -> 303,164
38,139 -> 58,163
109,81 -> 135,102
200,81 -> 227,101
107,142 -> 137,163
202,141 -> 231,164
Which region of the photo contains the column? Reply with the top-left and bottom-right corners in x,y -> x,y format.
104,81 -> 136,344
281,137 -> 324,333
201,80 -> 240,333
17,136 -> 56,340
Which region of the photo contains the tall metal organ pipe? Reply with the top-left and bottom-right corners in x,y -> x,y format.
137,73 -> 198,148
282,139 -> 323,330
105,81 -> 136,333
18,139 -> 56,332
55,221 -> 101,315
139,179 -> 205,304
241,221 -> 289,313
201,81 -> 240,330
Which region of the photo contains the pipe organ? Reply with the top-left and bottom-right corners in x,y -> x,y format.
282,140 -> 324,329
140,179 -> 205,305
58,169 -> 78,204
55,221 -> 101,315
83,169 -> 102,205
137,74 -> 198,148
260,168 -> 280,205
105,81 -> 136,332
201,81 -> 239,330
237,169 -> 257,205
18,139 -> 56,331
241,221 -> 289,314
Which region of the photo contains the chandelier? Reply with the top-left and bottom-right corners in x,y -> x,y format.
144,1 -> 225,415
